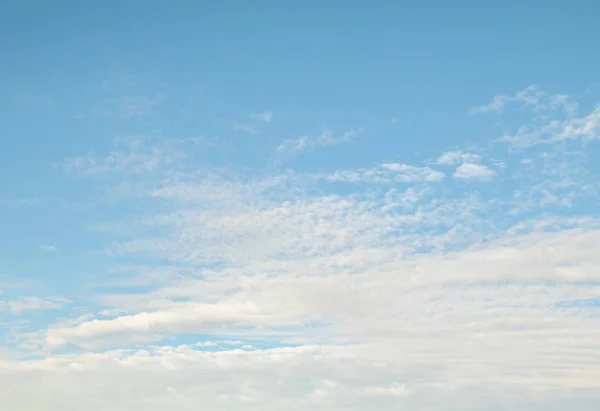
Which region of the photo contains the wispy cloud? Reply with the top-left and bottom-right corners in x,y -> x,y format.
0,197 -> 39,207
250,111 -> 273,122
501,105 -> 600,148
471,85 -> 578,117
276,128 -> 358,153
1,297 -> 70,315
231,121 -> 259,135
40,245 -> 57,252
325,163 -> 444,184
117,94 -> 165,119
231,111 -> 274,135
62,137 -> 180,175
471,85 -> 544,114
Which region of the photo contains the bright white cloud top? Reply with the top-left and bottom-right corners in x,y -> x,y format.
1,2 -> 600,411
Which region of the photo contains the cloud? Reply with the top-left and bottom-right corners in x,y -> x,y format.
117,95 -> 165,119
434,150 -> 482,165
471,85 -> 545,114
325,163 -> 444,184
231,122 -> 258,135
250,111 -> 273,123
471,85 -> 578,117
16,222 -> 600,410
363,384 -> 412,397
40,245 -> 57,252
276,128 -> 358,153
1,342 -> 599,410
62,137 -> 181,175
501,105 -> 600,148
1,297 -> 70,315
452,163 -> 496,181
0,197 -> 39,207
6,85 -> 600,410
231,111 -> 273,135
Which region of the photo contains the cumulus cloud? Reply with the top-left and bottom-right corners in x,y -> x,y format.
453,163 -> 496,181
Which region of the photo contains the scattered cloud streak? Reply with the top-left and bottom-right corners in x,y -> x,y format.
250,111 -> 273,122
276,128 -> 358,153
325,162 -> 444,184
1,297 -> 70,315
471,85 -> 578,117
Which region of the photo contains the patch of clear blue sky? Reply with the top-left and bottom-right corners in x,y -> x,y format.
1,1 -> 600,297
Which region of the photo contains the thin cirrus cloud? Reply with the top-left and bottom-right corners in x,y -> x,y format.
1,296 -> 70,315
276,128 -> 358,153
470,85 -> 578,117
250,111 -> 273,122
231,111 -> 274,135
325,163 -> 444,184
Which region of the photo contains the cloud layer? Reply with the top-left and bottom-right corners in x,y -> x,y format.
3,86 -> 600,410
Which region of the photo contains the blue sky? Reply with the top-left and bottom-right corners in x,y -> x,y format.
1,1 -> 600,410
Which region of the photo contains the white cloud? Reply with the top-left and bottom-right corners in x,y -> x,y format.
11,223 -> 600,409
276,128 -> 358,153
62,148 -> 164,175
471,85 -> 544,114
501,105 -> 600,148
434,150 -> 481,165
231,122 -> 258,135
325,163 -> 444,184
363,384 -> 412,397
0,197 -> 39,207
7,86 -> 600,410
40,245 -> 57,252
231,111 -> 274,135
250,111 -> 273,122
117,94 -> 165,119
453,163 -> 496,181
1,297 -> 70,315
62,137 -> 183,175
471,85 -> 579,120
1,342 -> 599,410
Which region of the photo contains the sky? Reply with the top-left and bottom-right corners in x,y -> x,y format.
1,1 -> 600,410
